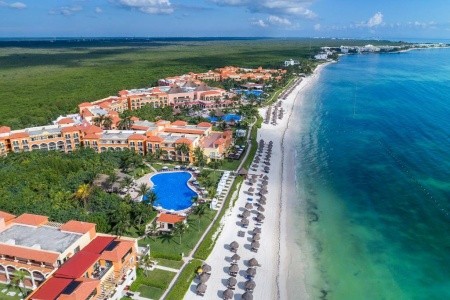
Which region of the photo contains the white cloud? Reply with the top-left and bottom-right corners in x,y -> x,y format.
268,15 -> 291,26
115,0 -> 173,14
252,19 -> 268,28
95,7 -> 103,14
367,12 -> 383,27
0,1 -> 26,9
49,5 -> 83,16
212,0 -> 317,19
314,23 -> 321,31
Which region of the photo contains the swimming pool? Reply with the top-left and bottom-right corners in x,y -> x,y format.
208,113 -> 242,123
147,172 -> 197,211
234,89 -> 264,97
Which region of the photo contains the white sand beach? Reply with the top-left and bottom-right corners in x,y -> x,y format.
184,62 -> 331,300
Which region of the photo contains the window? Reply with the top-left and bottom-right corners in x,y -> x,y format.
65,134 -> 71,139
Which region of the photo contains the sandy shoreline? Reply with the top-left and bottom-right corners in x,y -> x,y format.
183,62 -> 332,300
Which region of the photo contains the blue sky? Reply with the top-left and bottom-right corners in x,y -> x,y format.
0,0 -> 449,39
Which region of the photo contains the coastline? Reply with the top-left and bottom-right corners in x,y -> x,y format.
277,62 -> 333,300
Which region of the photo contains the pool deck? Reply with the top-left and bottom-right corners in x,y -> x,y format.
130,170 -> 200,214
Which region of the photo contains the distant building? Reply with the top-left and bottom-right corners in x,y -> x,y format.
284,59 -> 299,67
156,213 -> 186,232
314,53 -> 328,60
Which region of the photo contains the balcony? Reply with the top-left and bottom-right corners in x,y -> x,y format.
92,261 -> 113,280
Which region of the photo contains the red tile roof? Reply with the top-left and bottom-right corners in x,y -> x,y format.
128,134 -> 147,140
157,213 -> 186,224
100,240 -> 134,262
61,126 -> 81,133
60,220 -> 96,234
13,213 -> 48,226
81,109 -> 93,117
57,118 -> 74,125
78,102 -> 92,108
164,127 -> 205,135
81,236 -> 115,254
28,277 -> 73,300
0,244 -> 59,265
59,278 -> 100,300
175,138 -> 192,145
0,126 -> 11,134
147,135 -> 163,143
9,132 -> 30,139
171,120 -> 188,126
54,251 -> 100,279
0,211 -> 16,222
197,122 -> 212,128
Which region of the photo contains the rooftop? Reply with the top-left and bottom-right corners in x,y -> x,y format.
0,224 -> 82,253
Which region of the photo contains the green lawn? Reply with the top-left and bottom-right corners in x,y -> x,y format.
130,268 -> 176,291
138,285 -> 164,299
139,209 -> 217,260
165,259 -> 203,300
153,258 -> 184,269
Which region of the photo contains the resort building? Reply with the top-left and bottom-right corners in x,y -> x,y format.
156,213 -> 186,232
0,211 -> 138,299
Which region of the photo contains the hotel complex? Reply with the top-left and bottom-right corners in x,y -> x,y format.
0,65 -> 286,161
0,211 -> 137,300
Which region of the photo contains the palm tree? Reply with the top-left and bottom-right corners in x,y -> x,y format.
9,270 -> 28,295
175,143 -> 190,162
120,176 -> 134,191
139,254 -> 154,277
173,222 -> 187,245
106,172 -> 118,193
74,183 -> 92,210
103,116 -> 113,129
193,203 -> 208,230
147,222 -> 158,240
92,115 -> 105,127
194,146 -> 206,167
143,190 -> 157,207
136,183 -> 150,201
118,116 -> 134,130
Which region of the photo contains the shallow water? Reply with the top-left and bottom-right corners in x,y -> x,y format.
294,49 -> 450,300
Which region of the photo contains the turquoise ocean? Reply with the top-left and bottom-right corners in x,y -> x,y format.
295,48 -> 450,300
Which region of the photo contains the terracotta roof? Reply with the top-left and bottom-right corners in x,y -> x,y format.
147,136 -> 163,143
0,126 -> 11,134
61,126 -> 80,133
59,278 -> 100,300
57,118 -> 74,125
131,116 -> 140,121
157,213 -> 186,224
60,220 -> 96,234
214,138 -> 226,145
0,244 -> 59,265
78,102 -> 92,108
156,120 -> 168,125
171,120 -> 188,126
118,90 -> 128,96
55,251 -> 100,279
128,134 -> 147,140
100,240 -> 134,262
164,127 -> 205,135
81,109 -> 93,117
131,125 -> 149,131
9,132 -> 30,139
83,133 -> 99,139
0,211 -> 16,223
81,236 -> 115,254
197,122 -> 212,128
13,213 -> 48,226
175,138 -> 192,145
81,125 -> 102,134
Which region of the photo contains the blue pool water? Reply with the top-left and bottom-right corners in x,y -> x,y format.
234,89 -> 264,97
148,172 -> 197,211
208,113 -> 242,123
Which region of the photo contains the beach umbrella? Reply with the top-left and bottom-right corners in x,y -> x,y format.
257,213 -> 265,220
202,264 -> 211,273
223,288 -> 234,299
252,233 -> 261,241
252,228 -> 261,234
261,180 -> 268,186
199,273 -> 210,283
251,241 -> 260,249
259,195 -> 267,201
248,187 -> 255,193
246,268 -> 256,277
245,203 -> 253,210
264,161 -> 271,166
245,280 -> 256,290
251,174 -> 258,179
257,206 -> 265,212
258,200 -> 266,205
259,189 -> 268,195
242,210 -> 251,218
197,283 -> 207,293
231,253 -> 240,261
229,264 -> 239,274
252,164 -> 258,168
227,277 -> 237,287
230,241 -> 239,250
248,258 -> 259,267
241,218 -> 249,226
251,178 -> 257,184
263,175 -> 269,180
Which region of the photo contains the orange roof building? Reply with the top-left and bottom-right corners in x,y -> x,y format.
156,213 -> 186,231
